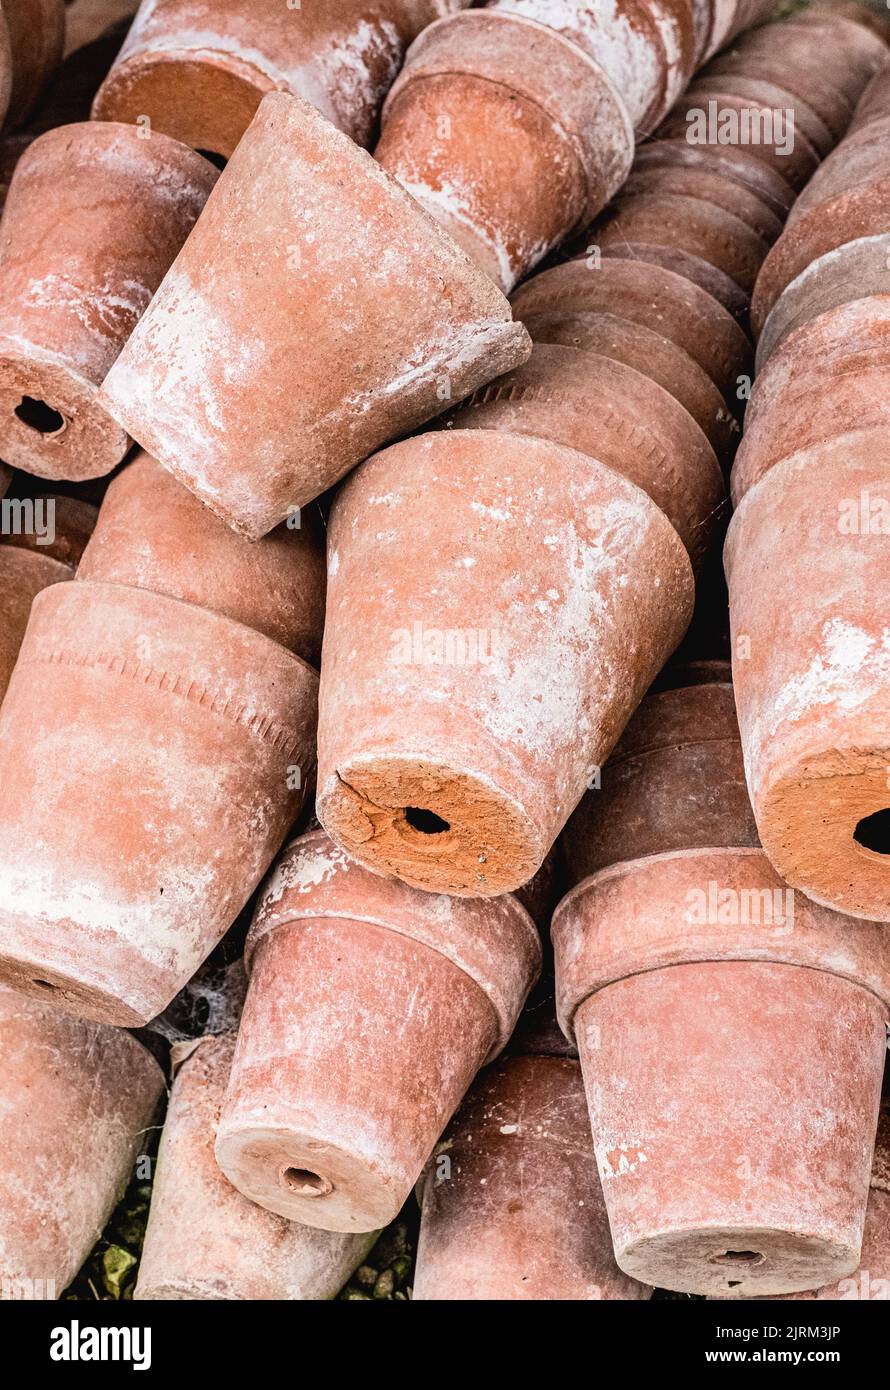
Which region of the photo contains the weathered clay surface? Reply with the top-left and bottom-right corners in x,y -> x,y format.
98,91 -> 530,538
601,241 -> 750,319
315,429 -> 693,896
215,830 -> 541,1231
93,0 -> 468,153
137,1032 -> 375,1300
634,138 -> 795,216
0,0 -> 65,129
622,163 -> 783,242
0,983 -> 164,1298
0,121 -> 217,480
414,1054 -> 652,1300
658,90 -> 820,190
727,428 -> 890,921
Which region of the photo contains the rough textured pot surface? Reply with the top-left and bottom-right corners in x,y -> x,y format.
784,116 -> 890,229
414,1054 -> 651,1300
705,50 -> 855,142
0,579 -> 318,1025
215,830 -> 541,1232
315,429 -> 692,897
726,430 -> 890,920
634,137 -> 796,215
1,0 -> 65,129
448,343 -> 724,566
553,847 -> 890,1296
622,164 -> 784,243
0,984 -> 164,1298
596,192 -> 768,295
137,1032 -> 375,1301
375,10 -> 633,291
685,74 -> 834,157
98,92 -> 530,538
92,0 -> 468,154
658,92 -> 820,190
0,121 -> 217,481
597,241 -> 750,319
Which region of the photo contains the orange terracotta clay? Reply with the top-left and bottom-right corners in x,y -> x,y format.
315,429 -> 692,896
98,91 -> 530,538
0,983 -> 164,1298
0,454 -> 323,1024
658,89 -> 820,191
137,1032 -> 376,1301
0,0 -> 64,130
92,0 -> 467,155
0,121 -> 217,480
622,163 -> 784,243
634,138 -> 796,217
215,830 -> 541,1232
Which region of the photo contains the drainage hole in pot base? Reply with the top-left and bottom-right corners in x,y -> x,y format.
279,1166 -> 333,1199
15,396 -> 66,436
404,807 -> 451,836
709,1249 -> 765,1268
854,809 -> 890,855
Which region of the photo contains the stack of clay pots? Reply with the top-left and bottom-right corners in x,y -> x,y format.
552,667 -> 890,1297
727,60 -> 890,921
0,0 -> 65,134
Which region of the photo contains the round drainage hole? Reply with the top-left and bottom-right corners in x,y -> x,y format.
280,1166 -> 330,1198
711,1249 -> 764,1267
854,808 -> 890,855
404,806 -> 450,835
15,396 -> 65,435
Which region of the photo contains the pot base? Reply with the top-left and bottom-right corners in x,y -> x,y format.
0,344 -> 129,480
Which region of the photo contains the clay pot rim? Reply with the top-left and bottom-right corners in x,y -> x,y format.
605,243 -> 750,319
20,117 -> 219,176
729,422 -> 890,510
246,828 -> 542,1060
635,138 -> 796,214
383,8 -> 635,225
685,74 -> 834,154
0,546 -> 73,584
552,846 -> 890,1040
605,682 -> 737,768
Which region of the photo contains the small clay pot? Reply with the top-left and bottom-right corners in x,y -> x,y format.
98,91 -> 530,539
634,139 -> 796,216
215,830 -> 541,1232
622,164 -> 784,243
413,1054 -> 652,1300
447,342 -> 725,567
315,429 -> 692,896
658,89 -> 820,190
0,0 -> 65,130
0,457 -> 323,1024
601,241 -> 751,319
0,494 -> 97,699
375,10 -> 634,291
705,50 -> 855,143
0,983 -> 164,1298
0,122 -> 218,481
136,1032 -> 375,1300
686,74 -> 834,157
726,426 -> 890,921
595,192 -> 769,294
92,0 -> 467,154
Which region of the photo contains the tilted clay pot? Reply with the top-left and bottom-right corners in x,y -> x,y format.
756,233 -> 890,370
137,1032 -> 375,1301
315,429 -> 693,896
622,164 -> 784,243
0,454 -> 323,1024
685,74 -> 835,157
92,0 -> 468,156
98,92 -> 530,539
375,10 -> 634,292
553,681 -> 890,1295
727,426 -> 890,921
0,983 -> 164,1298
600,241 -> 750,319
0,0 -> 65,130
0,122 -> 217,481
0,493 -> 97,699
705,50 -> 856,143
657,89 -> 820,191
413,1053 -> 652,1301
215,830 -> 542,1232
447,342 -> 725,568
633,139 -> 796,216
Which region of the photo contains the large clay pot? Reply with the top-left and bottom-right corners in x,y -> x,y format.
136,1032 -> 375,1301
0,983 -> 164,1299
727,427 -> 890,922
0,455 -> 323,1024
553,679 -> 890,1295
0,122 -> 217,481
375,9 -> 634,291
98,92 -> 530,539
0,0 -> 65,130
92,0 -> 468,155
315,429 -> 692,897
215,830 -> 542,1232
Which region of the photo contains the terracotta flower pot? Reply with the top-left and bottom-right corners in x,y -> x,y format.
553,680 -> 890,1295
622,164 -> 784,243
727,426 -> 890,921
686,74 -> 835,157
92,0 -> 468,156
634,139 -> 796,216
413,1053 -> 652,1301
375,10 -> 634,291
705,50 -> 856,143
0,121 -> 217,481
0,454 -> 323,1024
0,983 -> 164,1299
0,0 -> 65,130
315,429 -> 692,896
0,493 -> 97,700
215,829 -> 542,1232
657,89 -> 821,191
137,1032 -> 375,1301
601,241 -> 750,319
447,342 -> 725,568
98,91 -> 530,539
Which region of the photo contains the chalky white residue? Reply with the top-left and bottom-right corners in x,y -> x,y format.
756,619 -> 890,748
262,837 -> 351,908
